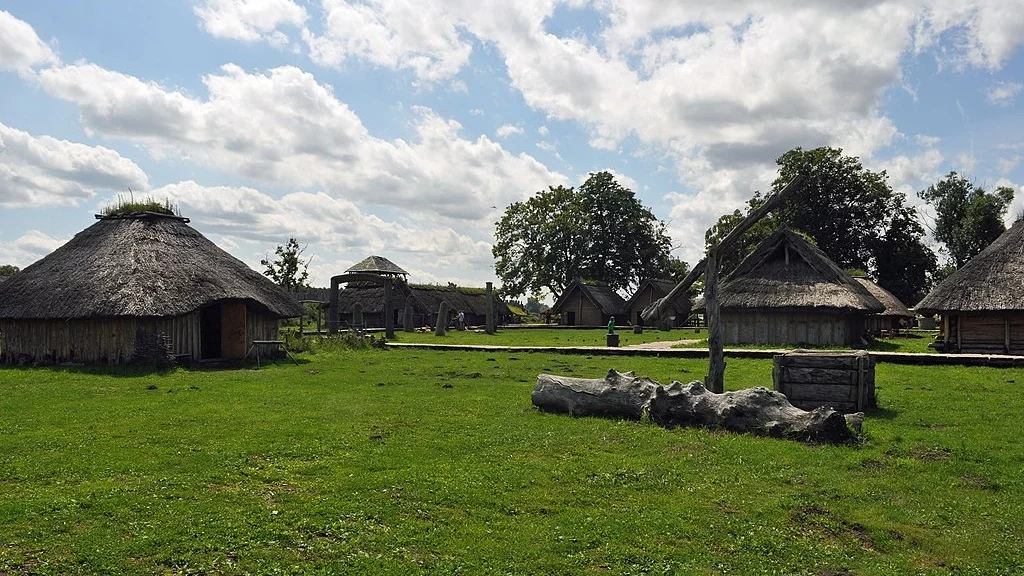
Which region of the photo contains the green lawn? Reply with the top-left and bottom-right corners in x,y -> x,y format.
386,327 -> 704,347
2,349 -> 1022,574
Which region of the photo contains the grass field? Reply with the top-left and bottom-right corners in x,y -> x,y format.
383,327 -> 704,347
2,348 -> 1022,574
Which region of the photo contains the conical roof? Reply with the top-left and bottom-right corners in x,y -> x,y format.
345,255 -> 408,276
853,277 -> 913,318
716,228 -> 884,312
0,213 -> 304,319
916,219 -> 1024,314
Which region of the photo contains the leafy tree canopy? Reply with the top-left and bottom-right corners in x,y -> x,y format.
261,238 -> 311,289
705,147 -> 937,305
0,264 -> 20,278
493,171 -> 672,299
918,171 -> 1015,269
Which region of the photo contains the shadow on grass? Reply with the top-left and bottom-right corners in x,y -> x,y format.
866,406 -> 899,420
1,356 -> 313,378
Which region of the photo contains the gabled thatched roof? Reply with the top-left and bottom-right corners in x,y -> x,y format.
854,277 -> 913,318
626,278 -> 691,314
335,282 -> 511,318
916,219 -> 1024,314
714,228 -> 884,312
551,280 -> 628,316
0,214 -> 304,319
346,255 -> 408,276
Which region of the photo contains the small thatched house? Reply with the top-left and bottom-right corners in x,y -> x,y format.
626,279 -> 692,328
700,229 -> 884,346
551,280 -> 627,326
0,212 -> 303,364
853,277 -> 914,336
346,255 -> 409,278
915,219 -> 1024,354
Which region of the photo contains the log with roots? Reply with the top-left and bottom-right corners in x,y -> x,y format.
532,369 -> 862,444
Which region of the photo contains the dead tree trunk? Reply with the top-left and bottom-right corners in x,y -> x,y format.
532,369 -> 861,444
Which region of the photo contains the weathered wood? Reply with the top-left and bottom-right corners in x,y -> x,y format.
383,280 -> 394,339
714,174 -> 807,252
785,383 -> 856,402
794,399 -> 858,412
532,369 -> 658,420
705,251 -> 724,393
779,354 -> 861,369
783,367 -> 856,385
434,301 -> 450,336
485,281 -> 496,334
532,370 -> 862,444
641,257 -> 706,323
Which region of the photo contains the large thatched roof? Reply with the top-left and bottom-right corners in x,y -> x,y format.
0,213 -> 304,319
916,219 -> 1024,314
335,282 -> 511,317
552,280 -> 628,316
346,255 -> 408,276
714,228 -> 884,313
854,277 -> 913,318
626,278 -> 691,314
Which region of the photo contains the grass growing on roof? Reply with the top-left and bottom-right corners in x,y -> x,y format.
100,194 -> 180,216
1,350 -> 1023,574
388,327 -> 704,346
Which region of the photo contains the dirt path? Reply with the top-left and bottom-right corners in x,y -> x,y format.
623,339 -> 702,350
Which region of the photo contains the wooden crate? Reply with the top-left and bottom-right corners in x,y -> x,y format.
772,351 -> 875,413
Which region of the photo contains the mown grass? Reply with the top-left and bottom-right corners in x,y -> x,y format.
389,327 -> 704,347
1,349 -> 1022,574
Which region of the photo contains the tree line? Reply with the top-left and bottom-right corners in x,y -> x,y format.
493,147 -> 1017,307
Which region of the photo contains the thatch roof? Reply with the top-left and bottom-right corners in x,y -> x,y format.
346,255 -> 408,276
916,219 -> 1024,314
626,278 -> 691,314
854,277 -> 913,318
0,213 -> 304,319
551,280 -> 628,316
711,229 -> 884,313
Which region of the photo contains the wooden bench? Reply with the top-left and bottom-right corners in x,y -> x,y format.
245,340 -> 299,369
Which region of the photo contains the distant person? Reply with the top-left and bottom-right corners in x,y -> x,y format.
608,316 -> 616,334
457,310 -> 466,331
544,310 -> 551,325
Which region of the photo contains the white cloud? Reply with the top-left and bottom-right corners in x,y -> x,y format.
996,155 -> 1021,175
303,0 -> 472,83
148,180 -> 495,285
984,81 -> 1023,106
495,123 -> 523,138
4,230 -> 68,268
0,121 -> 149,208
37,62 -> 563,221
537,125 -> 549,136
0,9 -> 59,73
194,0 -> 308,46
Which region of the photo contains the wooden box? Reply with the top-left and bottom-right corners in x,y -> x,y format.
772,351 -> 875,413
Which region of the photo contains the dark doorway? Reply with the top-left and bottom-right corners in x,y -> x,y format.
636,311 -> 644,326
200,305 -> 222,359
566,311 -> 576,326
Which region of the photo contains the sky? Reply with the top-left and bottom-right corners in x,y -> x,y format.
1,0 -> 1023,295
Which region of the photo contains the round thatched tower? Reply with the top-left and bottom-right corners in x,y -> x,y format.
0,212 -> 303,364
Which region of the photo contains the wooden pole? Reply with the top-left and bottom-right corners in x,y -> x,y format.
705,251 -> 725,393
328,277 -> 340,334
384,280 -> 395,339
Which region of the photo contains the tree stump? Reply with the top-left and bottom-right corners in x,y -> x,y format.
532,369 -> 658,420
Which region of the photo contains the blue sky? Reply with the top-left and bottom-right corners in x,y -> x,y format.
1,1 -> 1022,294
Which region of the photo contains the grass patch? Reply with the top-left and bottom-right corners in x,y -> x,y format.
1,351 -> 1023,574
389,327 -> 703,347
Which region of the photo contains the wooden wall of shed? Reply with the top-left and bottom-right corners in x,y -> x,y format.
558,290 -> 605,326
773,352 -> 875,412
948,313 -> 1024,354
0,308 -> 282,364
721,311 -> 862,346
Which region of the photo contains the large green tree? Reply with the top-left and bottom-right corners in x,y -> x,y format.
918,171 -> 1015,269
493,171 -> 672,298
705,147 -> 936,305
261,238 -> 311,289
0,264 -> 19,279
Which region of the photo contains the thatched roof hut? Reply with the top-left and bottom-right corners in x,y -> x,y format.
0,212 -> 303,364
916,219 -> 1024,353
551,280 -> 627,326
704,228 -> 883,346
346,255 -> 408,278
853,277 -> 914,335
626,279 -> 692,328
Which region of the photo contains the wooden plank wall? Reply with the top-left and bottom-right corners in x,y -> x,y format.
722,311 -> 859,346
0,308 -> 281,364
772,351 -> 875,413
956,314 -> 1024,355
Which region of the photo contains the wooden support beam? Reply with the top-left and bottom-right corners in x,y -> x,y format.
705,251 -> 724,393
641,257 -> 706,322
384,280 -> 395,339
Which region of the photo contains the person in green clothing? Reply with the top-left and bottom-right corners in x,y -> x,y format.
607,316 -> 616,334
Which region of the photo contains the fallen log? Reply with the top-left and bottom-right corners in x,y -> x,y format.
532,369 -> 658,420
532,370 -> 862,444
